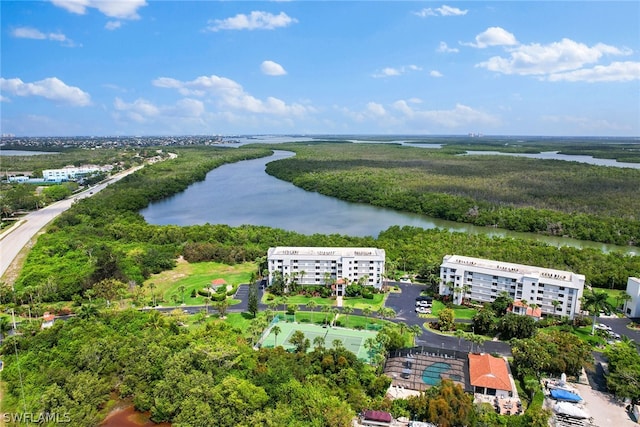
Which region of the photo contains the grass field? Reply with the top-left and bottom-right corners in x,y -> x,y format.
143,259 -> 255,306
263,293 -> 386,311
260,319 -> 378,362
429,300 -> 478,320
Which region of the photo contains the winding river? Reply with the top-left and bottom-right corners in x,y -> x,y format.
141,150 -> 636,254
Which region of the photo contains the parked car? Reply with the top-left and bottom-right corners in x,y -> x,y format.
415,307 -> 431,314
596,323 -> 612,331
416,300 -> 432,307
416,296 -> 433,302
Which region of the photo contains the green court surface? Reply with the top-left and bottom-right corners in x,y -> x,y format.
261,320 -> 379,362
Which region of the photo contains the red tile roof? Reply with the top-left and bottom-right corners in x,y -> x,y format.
468,353 -> 512,392
509,300 -> 542,318
211,278 -> 227,285
42,312 -> 55,322
362,410 -> 392,423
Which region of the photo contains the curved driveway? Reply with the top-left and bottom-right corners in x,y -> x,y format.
384,283 -> 512,356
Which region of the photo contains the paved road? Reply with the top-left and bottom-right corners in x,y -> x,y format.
384,283 -> 512,356
0,166 -> 143,279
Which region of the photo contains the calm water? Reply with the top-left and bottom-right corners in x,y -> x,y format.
141,151 -> 635,253
463,150 -> 640,169
0,150 -> 60,156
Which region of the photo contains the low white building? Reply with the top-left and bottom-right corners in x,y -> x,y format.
42,165 -> 107,181
623,277 -> 640,318
267,247 -> 385,295
439,255 -> 585,319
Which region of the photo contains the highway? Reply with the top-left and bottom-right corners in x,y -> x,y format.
0,166 -> 143,279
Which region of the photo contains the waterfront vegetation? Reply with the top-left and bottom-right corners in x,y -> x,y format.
1,140 -> 639,426
263,141 -> 640,246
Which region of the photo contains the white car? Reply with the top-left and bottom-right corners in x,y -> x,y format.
415,307 -> 431,314
596,323 -> 612,331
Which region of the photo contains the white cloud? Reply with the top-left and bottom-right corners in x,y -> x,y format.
152,74 -> 310,116
547,61 -> 640,82
114,97 -> 159,122
437,41 -> 459,53
0,77 -> 90,106
430,70 -> 443,78
366,102 -> 386,117
261,60 -> 287,76
12,27 -> 46,39
541,114 -> 632,132
413,5 -> 468,17
392,101 -> 500,128
477,38 -> 633,76
207,11 -> 297,32
11,26 -> 76,46
50,0 -> 146,19
372,65 -> 421,78
466,27 -> 517,48
105,21 -> 122,30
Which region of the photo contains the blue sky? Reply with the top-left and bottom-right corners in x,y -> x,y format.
1,1 -> 639,137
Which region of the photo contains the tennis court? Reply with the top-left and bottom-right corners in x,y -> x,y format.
260,320 -> 379,362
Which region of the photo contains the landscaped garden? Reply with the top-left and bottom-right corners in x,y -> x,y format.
141,259 -> 255,306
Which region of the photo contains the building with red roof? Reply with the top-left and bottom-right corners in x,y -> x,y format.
468,353 -> 513,399
508,300 -> 542,319
359,410 -> 392,426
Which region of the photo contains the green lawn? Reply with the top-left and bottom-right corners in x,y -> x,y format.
263,294 -> 334,307
595,288 -> 627,313
262,292 -> 385,311
143,260 -> 255,306
429,300 -> 478,320
220,312 -> 261,332
342,294 -> 385,310
544,325 -> 606,347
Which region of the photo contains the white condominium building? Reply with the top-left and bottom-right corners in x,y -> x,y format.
267,247 -> 386,295
439,255 -> 585,319
624,277 -> 640,318
42,165 -> 106,181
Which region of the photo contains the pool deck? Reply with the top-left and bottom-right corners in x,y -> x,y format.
384,350 -> 469,392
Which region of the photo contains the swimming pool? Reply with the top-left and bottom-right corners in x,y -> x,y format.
422,362 -> 451,386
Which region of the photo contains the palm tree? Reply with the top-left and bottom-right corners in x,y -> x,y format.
617,291 -> 632,311
271,325 -> 281,347
306,300 -> 317,323
178,285 -> 186,304
462,284 -> 471,305
149,282 -> 156,307
331,308 -> 339,326
469,334 -> 486,353
313,335 -> 325,350
171,294 -> 180,307
582,288 -> 615,335
454,329 -> 466,346
287,304 -> 298,322
409,325 -> 422,345
341,306 -> 354,328
321,305 -> 331,326
216,299 -> 229,318
551,300 -> 562,316
362,306 -> 373,321
268,301 -> 279,313
386,307 -> 397,320
278,296 -> 288,313
203,296 -> 211,315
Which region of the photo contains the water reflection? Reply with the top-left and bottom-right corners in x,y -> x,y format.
141,151 -> 635,253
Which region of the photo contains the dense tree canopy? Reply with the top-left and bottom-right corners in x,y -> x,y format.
264,142 -> 640,246
0,310 -> 391,427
